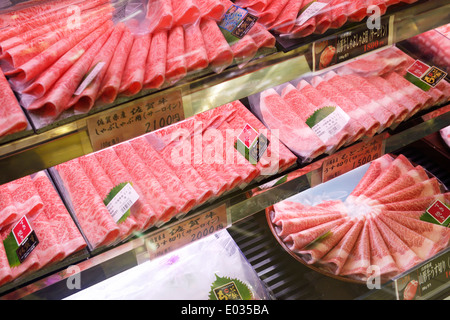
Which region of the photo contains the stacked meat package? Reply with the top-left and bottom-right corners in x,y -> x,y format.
235,0 -> 419,38
51,100 -> 297,250
0,0 -> 276,127
269,154 -> 450,283
249,46 -> 450,162
0,171 -> 87,288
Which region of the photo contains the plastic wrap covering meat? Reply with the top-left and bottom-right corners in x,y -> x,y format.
268,154 -> 450,283
65,230 -> 272,300
247,46 -> 450,164
51,100 -> 296,250
0,68 -> 28,139
235,0 -> 419,38
0,171 -> 87,288
0,0 -> 275,127
406,23 -> 450,74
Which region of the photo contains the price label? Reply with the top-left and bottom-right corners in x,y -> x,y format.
421,200 -> 450,227
322,134 -> 386,182
312,15 -> 394,72
405,60 -> 447,92
87,89 -> 185,151
146,204 -> 229,259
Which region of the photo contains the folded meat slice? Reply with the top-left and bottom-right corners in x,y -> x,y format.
355,154 -> 414,203
256,0 -> 289,26
285,218 -> 348,252
0,184 -> 19,229
259,88 -> 327,162
78,154 -> 139,241
366,216 -> 399,280
200,17 -> 234,73
368,165 -> 429,200
0,240 -> 13,287
341,74 -> 409,125
365,75 -> 423,120
372,216 -> 423,273
114,143 -> 178,225
381,211 -> 450,250
145,0 -> 173,32
119,33 -> 152,97
95,148 -> 157,231
269,0 -> 304,34
6,175 -> 43,223
382,71 -> 434,113
369,178 -> 441,206
69,23 -> 125,113
171,0 -> 200,26
340,220 -> 371,280
130,137 -> 197,215
26,23 -> 114,117
143,30 -> 167,90
346,154 -> 394,203
276,211 -> 346,239
184,22 -> 209,73
297,80 -> 353,153
311,76 -> 373,143
32,172 -> 87,258
323,72 -> 396,133
375,193 -> 450,212
319,217 -> 365,275
56,159 -> 121,249
0,68 -> 28,138
150,129 -> 215,208
378,214 -> 447,260
197,0 -> 225,20
165,25 -> 187,85
296,218 -> 355,265
282,83 -> 351,153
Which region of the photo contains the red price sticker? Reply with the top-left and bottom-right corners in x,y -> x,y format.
407,60 -> 431,78
426,200 -> 450,225
238,124 -> 259,148
12,216 -> 33,246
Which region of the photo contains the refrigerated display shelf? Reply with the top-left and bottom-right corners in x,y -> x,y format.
0,0 -> 449,185
229,141 -> 450,301
1,102 -> 449,300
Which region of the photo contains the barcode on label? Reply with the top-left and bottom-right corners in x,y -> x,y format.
106,183 -> 140,223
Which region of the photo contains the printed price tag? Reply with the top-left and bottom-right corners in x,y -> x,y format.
295,1 -> 328,26
12,216 -> 33,246
312,15 -> 394,71
146,204 -> 229,259
405,60 -> 447,92
219,4 -> 258,42
3,216 -> 39,267
105,183 -> 140,223
322,134 -> 386,182
87,89 -> 185,151
421,200 -> 450,227
306,106 -> 350,144
393,249 -> 450,300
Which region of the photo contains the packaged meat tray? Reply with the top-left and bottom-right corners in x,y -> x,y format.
0,170 -> 88,290
405,23 -> 450,74
0,67 -> 32,143
234,0 -> 419,39
248,46 -> 450,163
50,100 -> 297,251
266,153 -> 450,284
0,0 -> 276,131
64,229 -> 272,300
